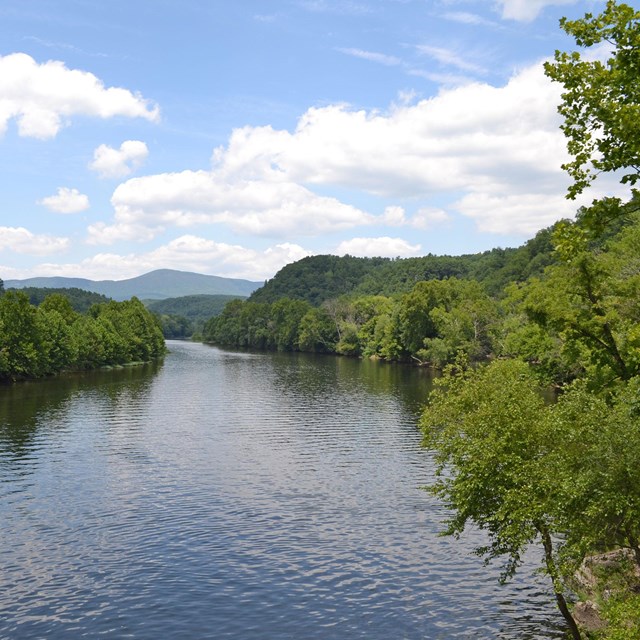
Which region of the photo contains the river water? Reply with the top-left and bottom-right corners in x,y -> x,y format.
0,340 -> 566,639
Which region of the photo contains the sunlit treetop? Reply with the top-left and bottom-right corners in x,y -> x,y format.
544,0 -> 640,200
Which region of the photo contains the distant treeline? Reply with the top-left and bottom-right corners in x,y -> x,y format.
9,286 -> 110,313
0,290 -> 165,382
146,294 -> 245,339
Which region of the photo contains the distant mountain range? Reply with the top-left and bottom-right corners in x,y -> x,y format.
5,269 -> 262,301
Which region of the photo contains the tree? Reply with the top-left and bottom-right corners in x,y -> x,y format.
544,1 -> 640,200
545,379 -> 640,568
0,292 -> 42,379
421,359 -> 583,638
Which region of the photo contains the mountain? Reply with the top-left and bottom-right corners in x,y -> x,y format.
5,269 -> 261,301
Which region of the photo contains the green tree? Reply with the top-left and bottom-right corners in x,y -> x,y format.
421,359 -> 583,638
35,306 -> 77,374
520,215 -> 640,388
297,307 -> 337,352
269,298 -> 312,351
547,378 -> 640,568
0,292 -> 42,379
544,1 -> 640,230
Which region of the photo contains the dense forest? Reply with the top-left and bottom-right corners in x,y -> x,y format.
9,286 -> 111,313
146,294 -> 245,339
203,3 -> 640,637
0,286 -> 166,382
249,226 -> 556,305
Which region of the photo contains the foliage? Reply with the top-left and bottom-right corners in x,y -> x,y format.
544,1 -> 640,202
420,360 -> 583,637
149,293 -> 248,339
600,593 -> 640,639
155,314 -> 194,339
146,294 -> 243,323
8,287 -> 110,313
418,5 -> 640,634
205,279 -> 499,367
246,233 -> 557,307
0,292 -> 165,382
249,255 -> 389,305
203,298 -> 315,351
421,360 -> 550,580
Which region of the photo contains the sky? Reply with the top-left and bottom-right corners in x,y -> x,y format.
0,0 -> 628,283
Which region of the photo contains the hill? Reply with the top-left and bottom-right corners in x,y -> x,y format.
8,287 -> 110,313
145,294 -> 245,321
248,226 -> 557,305
5,269 -> 261,301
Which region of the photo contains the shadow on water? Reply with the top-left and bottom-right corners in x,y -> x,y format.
0,361 -> 162,460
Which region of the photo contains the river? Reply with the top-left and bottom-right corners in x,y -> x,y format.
0,340 -> 566,639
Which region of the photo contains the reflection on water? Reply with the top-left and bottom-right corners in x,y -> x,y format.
0,341 -> 566,639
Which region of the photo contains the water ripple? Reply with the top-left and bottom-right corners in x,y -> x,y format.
0,342 -> 567,639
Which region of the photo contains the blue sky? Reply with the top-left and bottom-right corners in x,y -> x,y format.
0,0 -> 624,282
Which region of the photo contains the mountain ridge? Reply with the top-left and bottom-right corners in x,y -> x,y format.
5,269 -> 261,301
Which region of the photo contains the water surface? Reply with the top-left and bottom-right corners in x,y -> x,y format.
0,341 -> 566,638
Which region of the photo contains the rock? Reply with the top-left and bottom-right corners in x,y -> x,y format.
574,548 -> 640,596
573,600 -> 606,633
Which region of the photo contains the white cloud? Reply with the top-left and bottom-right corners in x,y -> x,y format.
18,236 -> 311,281
496,0 -> 577,22
442,12 -> 499,27
0,53 -> 159,139
90,140 -> 149,178
334,236 -> 421,258
0,226 -> 70,255
455,192 -> 575,235
39,187 -> 90,214
91,60 -> 588,242
382,205 -> 407,226
337,48 -> 402,66
412,208 -> 451,230
415,45 -> 487,75
87,170 -> 374,244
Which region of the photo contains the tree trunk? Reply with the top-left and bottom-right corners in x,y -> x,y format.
539,525 -> 583,640
627,532 -> 640,567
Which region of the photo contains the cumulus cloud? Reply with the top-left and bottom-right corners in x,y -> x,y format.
90,140 -> 149,178
87,170 -> 374,244
21,236 -> 311,281
497,0 -> 578,22
39,187 -> 90,214
412,208 -> 451,230
91,60 -> 587,242
0,53 -> 159,139
213,62 -> 566,199
0,226 -> 69,255
334,236 -> 421,258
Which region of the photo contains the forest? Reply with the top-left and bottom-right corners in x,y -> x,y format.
0,1 -> 638,636
203,3 -> 640,637
0,286 -> 166,382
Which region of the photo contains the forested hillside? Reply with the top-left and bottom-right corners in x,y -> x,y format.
248,225 -> 556,306
146,294 -> 245,339
9,287 -> 110,313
